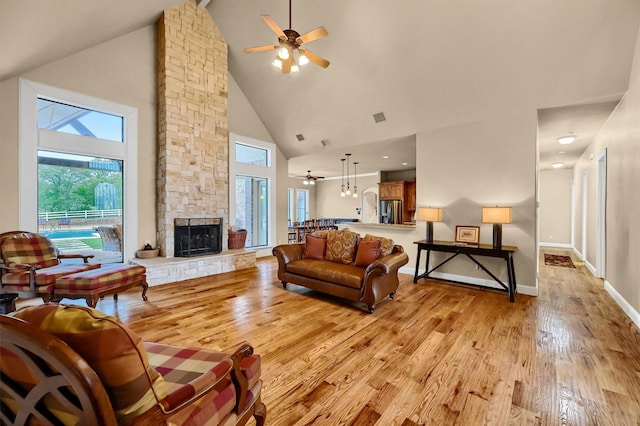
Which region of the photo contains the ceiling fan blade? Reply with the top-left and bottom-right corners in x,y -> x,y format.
296,26 -> 328,45
261,14 -> 286,40
244,45 -> 279,54
300,49 -> 330,68
282,56 -> 293,74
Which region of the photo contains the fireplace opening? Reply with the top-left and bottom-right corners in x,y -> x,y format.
174,218 -> 222,257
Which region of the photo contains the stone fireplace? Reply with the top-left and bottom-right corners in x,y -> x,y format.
156,0 -> 229,258
134,0 -> 255,286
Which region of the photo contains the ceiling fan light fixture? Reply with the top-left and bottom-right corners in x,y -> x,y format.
278,47 -> 290,60
272,58 -> 283,69
291,64 -> 300,73
310,179 -> 315,185
303,179 -> 309,185
299,53 -> 309,66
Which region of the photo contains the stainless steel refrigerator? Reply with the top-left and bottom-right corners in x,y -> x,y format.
380,200 -> 403,224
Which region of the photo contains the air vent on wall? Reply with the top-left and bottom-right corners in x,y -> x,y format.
296,134 -> 305,141
373,112 -> 386,123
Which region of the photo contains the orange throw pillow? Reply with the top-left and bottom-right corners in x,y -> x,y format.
354,239 -> 381,267
303,235 -> 327,259
363,234 -> 395,256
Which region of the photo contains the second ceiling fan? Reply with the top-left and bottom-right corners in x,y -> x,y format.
244,0 -> 330,74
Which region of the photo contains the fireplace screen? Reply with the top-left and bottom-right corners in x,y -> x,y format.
174,218 -> 222,257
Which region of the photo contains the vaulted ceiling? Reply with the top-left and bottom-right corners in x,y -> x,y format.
3,0 -> 639,177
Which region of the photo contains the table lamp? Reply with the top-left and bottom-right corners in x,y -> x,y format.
418,207 -> 443,243
482,206 -> 512,249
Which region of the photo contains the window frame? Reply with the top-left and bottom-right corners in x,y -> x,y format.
19,79 -> 138,260
229,133 -> 276,257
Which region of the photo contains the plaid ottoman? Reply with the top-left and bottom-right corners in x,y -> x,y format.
53,264 -> 148,308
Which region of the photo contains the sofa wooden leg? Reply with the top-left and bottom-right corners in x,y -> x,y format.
367,304 -> 375,314
389,291 -> 396,300
281,281 -> 287,289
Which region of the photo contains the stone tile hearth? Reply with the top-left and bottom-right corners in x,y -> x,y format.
131,249 -> 255,286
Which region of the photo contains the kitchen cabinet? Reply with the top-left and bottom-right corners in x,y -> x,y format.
406,180 -> 416,212
379,181 -> 405,200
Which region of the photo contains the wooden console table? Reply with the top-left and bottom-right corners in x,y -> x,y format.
413,240 -> 518,302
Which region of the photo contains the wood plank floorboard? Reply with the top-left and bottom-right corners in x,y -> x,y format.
21,248 -> 640,425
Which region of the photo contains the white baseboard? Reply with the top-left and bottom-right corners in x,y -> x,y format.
403,267 -> 537,297
604,279 -> 640,330
585,259 -> 597,276
573,247 -> 584,260
539,242 -> 572,248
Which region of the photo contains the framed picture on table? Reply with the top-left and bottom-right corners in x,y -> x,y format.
455,226 -> 480,245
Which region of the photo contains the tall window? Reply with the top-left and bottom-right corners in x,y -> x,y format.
288,188 -> 295,226
19,79 -> 138,260
229,134 -> 275,252
296,189 -> 309,223
235,176 -> 268,247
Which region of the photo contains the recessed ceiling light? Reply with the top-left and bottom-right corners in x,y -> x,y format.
402,162 -> 408,166
558,135 -> 576,145
382,155 -> 389,159
551,162 -> 564,169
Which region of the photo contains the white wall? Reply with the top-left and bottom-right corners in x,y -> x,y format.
227,74 -> 290,251
0,26 -> 157,249
539,168 -> 573,246
315,174 -> 380,220
573,26 -> 640,322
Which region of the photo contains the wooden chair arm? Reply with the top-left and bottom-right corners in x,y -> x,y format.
59,253 -> 95,263
230,342 -> 254,414
0,262 -> 39,272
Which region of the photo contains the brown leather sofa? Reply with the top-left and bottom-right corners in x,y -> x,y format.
272,241 -> 408,313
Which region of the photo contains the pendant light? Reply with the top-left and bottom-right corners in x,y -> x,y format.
352,162 -> 358,198
340,158 -> 346,197
345,154 -> 351,195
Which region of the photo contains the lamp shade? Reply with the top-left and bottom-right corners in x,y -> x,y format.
418,207 -> 442,222
482,206 -> 512,224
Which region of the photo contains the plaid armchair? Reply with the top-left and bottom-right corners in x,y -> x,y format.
0,231 -> 99,302
1,304 -> 266,425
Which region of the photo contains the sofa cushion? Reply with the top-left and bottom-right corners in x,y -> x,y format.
13,304 -> 167,423
354,239 -> 381,267
144,342 -> 236,424
287,259 -> 365,289
325,230 -> 360,264
363,234 -> 395,256
303,235 -> 327,260
1,233 -> 59,269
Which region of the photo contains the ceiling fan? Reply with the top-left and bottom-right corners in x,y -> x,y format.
297,170 -> 324,185
244,0 -> 330,74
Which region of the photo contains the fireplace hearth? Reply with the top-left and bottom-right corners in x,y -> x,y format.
174,218 -> 222,257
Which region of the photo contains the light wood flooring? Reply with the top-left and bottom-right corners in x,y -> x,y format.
37,249 -> 640,425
